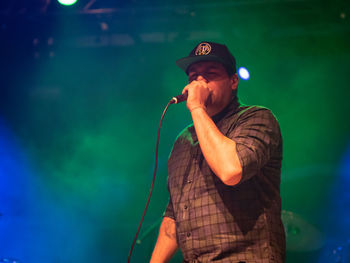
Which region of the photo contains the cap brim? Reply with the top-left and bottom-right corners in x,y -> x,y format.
176,55 -> 229,75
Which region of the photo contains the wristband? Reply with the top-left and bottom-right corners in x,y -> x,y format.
190,106 -> 206,113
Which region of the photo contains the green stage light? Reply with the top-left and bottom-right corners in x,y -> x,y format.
57,0 -> 78,6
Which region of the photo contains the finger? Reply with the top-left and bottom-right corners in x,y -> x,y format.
192,80 -> 208,91
182,80 -> 198,93
182,85 -> 189,95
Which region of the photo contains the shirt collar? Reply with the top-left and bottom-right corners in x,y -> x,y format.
189,95 -> 240,144
211,95 -> 240,124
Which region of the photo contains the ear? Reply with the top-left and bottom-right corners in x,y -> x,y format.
231,73 -> 239,90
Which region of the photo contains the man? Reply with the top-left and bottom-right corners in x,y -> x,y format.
150,42 -> 285,263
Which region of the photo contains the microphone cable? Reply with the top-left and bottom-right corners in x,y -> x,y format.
128,97 -> 178,263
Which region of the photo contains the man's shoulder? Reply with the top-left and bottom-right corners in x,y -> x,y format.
236,104 -> 279,122
175,124 -> 195,144
168,124 -> 195,160
237,104 -> 272,114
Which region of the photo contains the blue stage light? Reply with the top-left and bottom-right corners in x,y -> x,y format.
57,0 -> 78,6
238,67 -> 250,80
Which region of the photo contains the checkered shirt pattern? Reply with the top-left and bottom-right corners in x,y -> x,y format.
164,98 -> 286,263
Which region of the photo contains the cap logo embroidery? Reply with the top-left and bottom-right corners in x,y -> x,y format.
195,42 -> 211,56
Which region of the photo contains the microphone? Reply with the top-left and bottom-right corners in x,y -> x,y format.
170,92 -> 188,104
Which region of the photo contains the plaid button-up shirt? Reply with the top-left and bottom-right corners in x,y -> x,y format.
164,97 -> 286,263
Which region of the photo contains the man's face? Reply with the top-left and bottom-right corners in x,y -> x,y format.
187,61 -> 238,114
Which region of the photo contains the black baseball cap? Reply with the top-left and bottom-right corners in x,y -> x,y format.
176,41 -> 236,75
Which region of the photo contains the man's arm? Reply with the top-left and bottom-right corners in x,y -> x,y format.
150,216 -> 178,263
190,107 -> 242,186
181,77 -> 242,186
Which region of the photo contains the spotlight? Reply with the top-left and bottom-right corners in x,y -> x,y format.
238,67 -> 250,80
57,0 -> 78,6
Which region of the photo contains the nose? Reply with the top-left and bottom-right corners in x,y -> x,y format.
196,75 -> 208,82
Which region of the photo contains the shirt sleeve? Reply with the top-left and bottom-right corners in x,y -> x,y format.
163,180 -> 176,220
228,106 -> 282,183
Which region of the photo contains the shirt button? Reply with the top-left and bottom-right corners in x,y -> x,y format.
184,205 -> 188,209
187,232 -> 191,237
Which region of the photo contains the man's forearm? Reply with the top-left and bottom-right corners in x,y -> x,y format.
150,217 -> 178,263
190,107 -> 242,186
